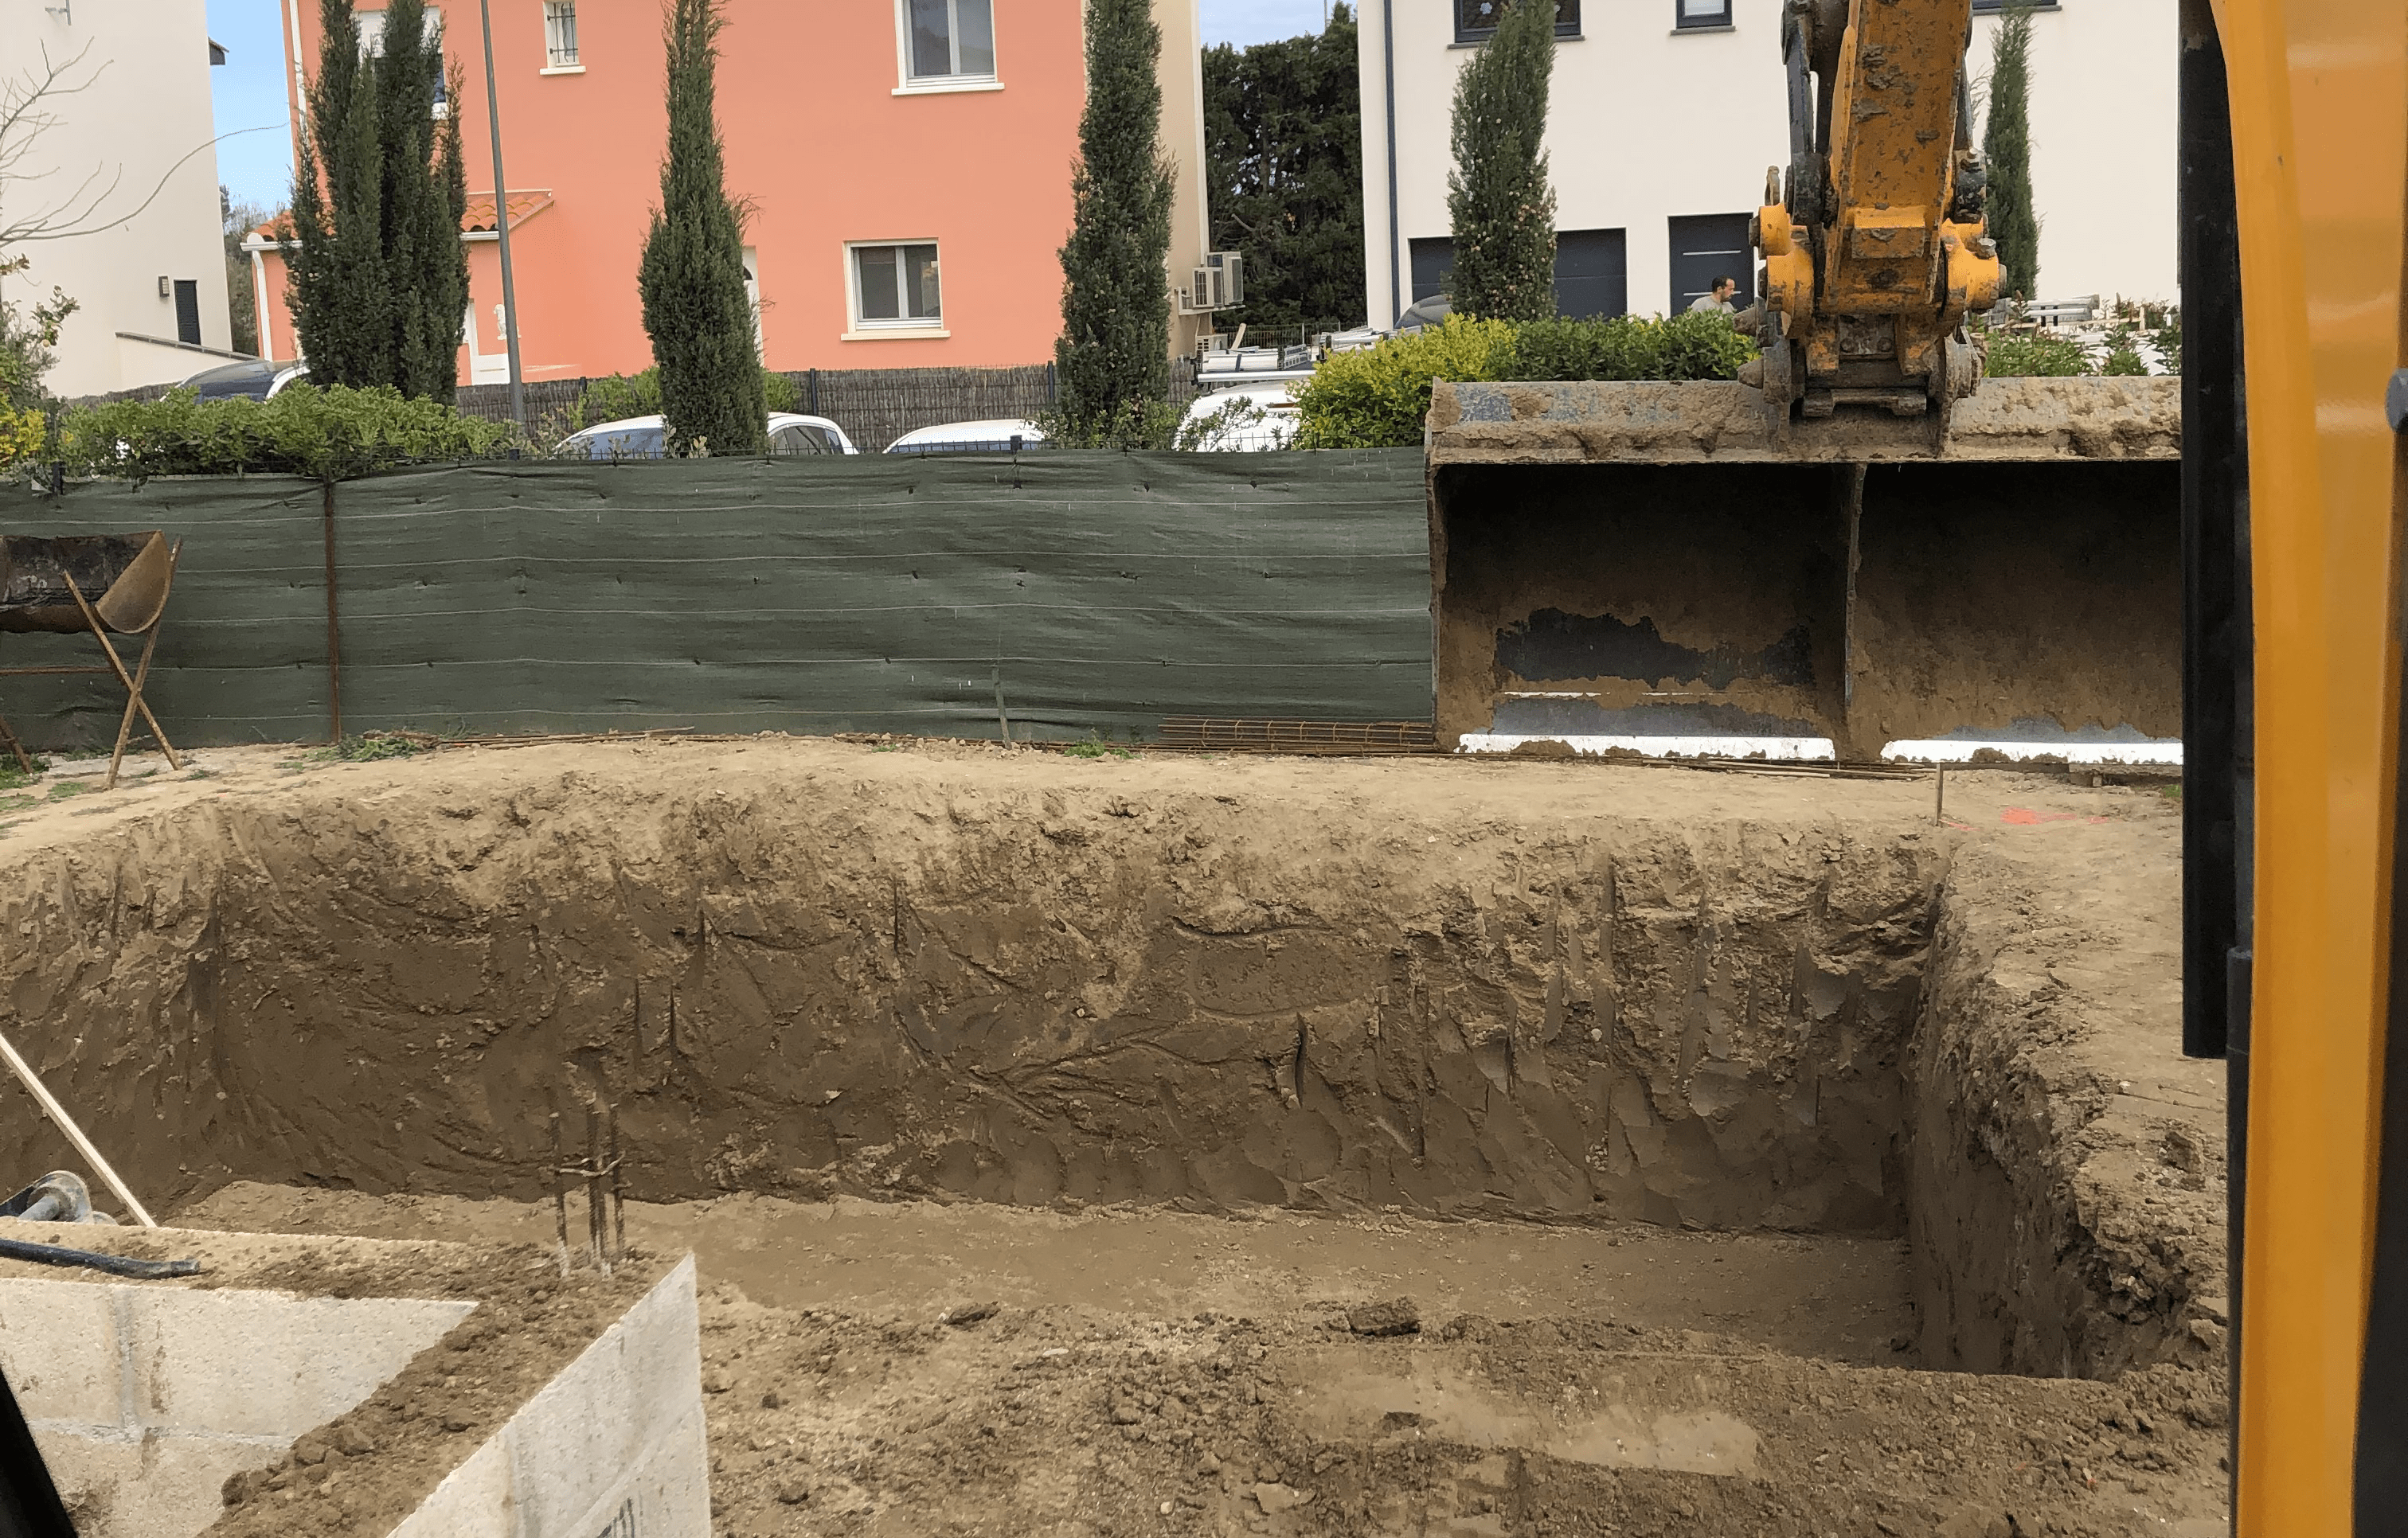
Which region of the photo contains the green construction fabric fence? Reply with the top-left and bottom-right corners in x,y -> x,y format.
0,451 -> 1431,750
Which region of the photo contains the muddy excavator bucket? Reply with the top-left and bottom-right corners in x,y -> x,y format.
1425,376 -> 2183,767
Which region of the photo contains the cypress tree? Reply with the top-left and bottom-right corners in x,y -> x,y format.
639,0 -> 764,457
1446,0 -> 1557,322
1982,2 -> 2041,301
289,0 -> 468,402
1051,0 -> 1177,447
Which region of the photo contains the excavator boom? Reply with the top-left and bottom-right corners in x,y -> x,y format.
1752,0 -> 2003,422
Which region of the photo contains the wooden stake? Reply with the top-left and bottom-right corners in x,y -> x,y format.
550,1112 -> 569,1260
1935,767 -> 1947,826
607,1099 -> 624,1260
586,1107 -> 605,1266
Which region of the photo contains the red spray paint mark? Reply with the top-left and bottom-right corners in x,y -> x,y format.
2000,807 -> 2111,826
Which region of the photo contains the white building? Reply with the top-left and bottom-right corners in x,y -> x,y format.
1354,0 -> 2178,327
1,0 -> 234,397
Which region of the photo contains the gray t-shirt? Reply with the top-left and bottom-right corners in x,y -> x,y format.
1688,294 -> 1735,314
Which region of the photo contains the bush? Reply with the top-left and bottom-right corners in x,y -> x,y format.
1292,316 -> 1514,449
1292,311 -> 1753,449
1983,330 -> 2090,378
1495,310 -> 1752,384
573,365 -> 796,431
57,383 -> 516,482
0,407 -> 42,470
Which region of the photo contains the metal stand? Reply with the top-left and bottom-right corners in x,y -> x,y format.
551,1097 -> 625,1271
0,543 -> 185,790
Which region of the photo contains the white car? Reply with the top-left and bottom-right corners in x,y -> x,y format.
883,419 -> 1047,455
1179,382 -> 1301,451
557,412 -> 859,459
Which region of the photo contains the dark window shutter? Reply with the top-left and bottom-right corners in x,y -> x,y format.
1666,214 -> 1754,314
173,280 -> 201,345
1553,228 -> 1628,318
1408,238 -> 1456,305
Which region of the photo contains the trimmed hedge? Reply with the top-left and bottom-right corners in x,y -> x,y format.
54,383 -> 516,482
1293,311 -> 1755,449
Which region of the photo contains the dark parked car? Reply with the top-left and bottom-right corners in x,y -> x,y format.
174,358 -> 308,403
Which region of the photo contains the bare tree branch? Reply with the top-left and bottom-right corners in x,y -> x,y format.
0,40 -> 283,252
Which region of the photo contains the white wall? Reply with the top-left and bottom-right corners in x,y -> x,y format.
389,1257 -> 709,1538
0,1274 -> 472,1538
1359,0 -> 2176,329
1970,3 -> 2178,305
1157,0 -> 1215,356
0,0 -> 233,397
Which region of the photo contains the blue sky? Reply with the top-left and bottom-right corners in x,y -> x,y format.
1202,0 -> 1335,48
209,0 -> 295,212
209,0 -> 1335,210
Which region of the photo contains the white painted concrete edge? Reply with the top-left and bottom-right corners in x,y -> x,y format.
1456,733 -> 1840,761
385,1255 -> 707,1538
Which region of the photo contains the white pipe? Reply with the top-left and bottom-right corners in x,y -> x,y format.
250,246 -> 272,360
283,0 -> 308,150
0,1029 -> 158,1228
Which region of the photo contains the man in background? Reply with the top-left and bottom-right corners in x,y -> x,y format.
1688,276 -> 1738,315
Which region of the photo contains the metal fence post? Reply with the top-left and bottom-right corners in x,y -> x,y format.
322,479 -> 343,744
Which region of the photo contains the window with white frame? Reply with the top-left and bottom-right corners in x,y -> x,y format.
902,0 -> 995,82
354,6 -> 446,109
544,1 -> 579,67
354,5 -> 442,57
850,242 -> 942,330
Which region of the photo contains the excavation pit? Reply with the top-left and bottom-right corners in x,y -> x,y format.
0,740 -> 2226,1534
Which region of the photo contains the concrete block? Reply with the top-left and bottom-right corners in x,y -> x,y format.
502,1257 -> 702,1538
389,1258 -> 706,1538
124,1290 -> 472,1438
561,1399 -> 711,1538
0,1279 -> 123,1427
385,1431 -> 514,1538
38,1431 -> 283,1538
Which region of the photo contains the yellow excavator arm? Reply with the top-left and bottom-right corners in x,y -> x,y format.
1747,0 -> 2005,422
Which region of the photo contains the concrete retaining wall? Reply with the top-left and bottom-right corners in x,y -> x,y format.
0,1275 -> 472,1537
389,1256 -> 707,1538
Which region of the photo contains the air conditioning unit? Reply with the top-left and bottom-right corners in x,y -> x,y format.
1187,252 -> 1245,312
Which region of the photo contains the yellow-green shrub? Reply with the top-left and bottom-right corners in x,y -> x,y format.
1290,317 -> 1516,450
1292,310 -> 1755,449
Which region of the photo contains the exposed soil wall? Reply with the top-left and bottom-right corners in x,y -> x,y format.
1910,836 -> 2223,1380
0,751 -> 1933,1235
0,743 -> 2215,1389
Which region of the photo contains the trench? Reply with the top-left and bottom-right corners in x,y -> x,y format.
0,760 -> 2181,1390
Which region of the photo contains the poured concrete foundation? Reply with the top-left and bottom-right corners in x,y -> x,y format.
0,1220 -> 700,1537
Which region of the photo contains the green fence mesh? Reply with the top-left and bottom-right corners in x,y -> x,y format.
0,451 -> 1430,749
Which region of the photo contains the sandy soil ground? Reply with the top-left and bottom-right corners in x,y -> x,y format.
0,736 -> 2223,1536
178,1182 -> 2222,1538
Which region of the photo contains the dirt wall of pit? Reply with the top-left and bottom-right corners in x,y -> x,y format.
1912,837 -> 2220,1380
0,747 -> 2218,1382
0,755 -> 1937,1235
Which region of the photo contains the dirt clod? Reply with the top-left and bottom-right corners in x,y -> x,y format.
1346,1298 -> 1420,1337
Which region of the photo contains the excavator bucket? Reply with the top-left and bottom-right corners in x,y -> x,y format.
1424,376 -> 2184,767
